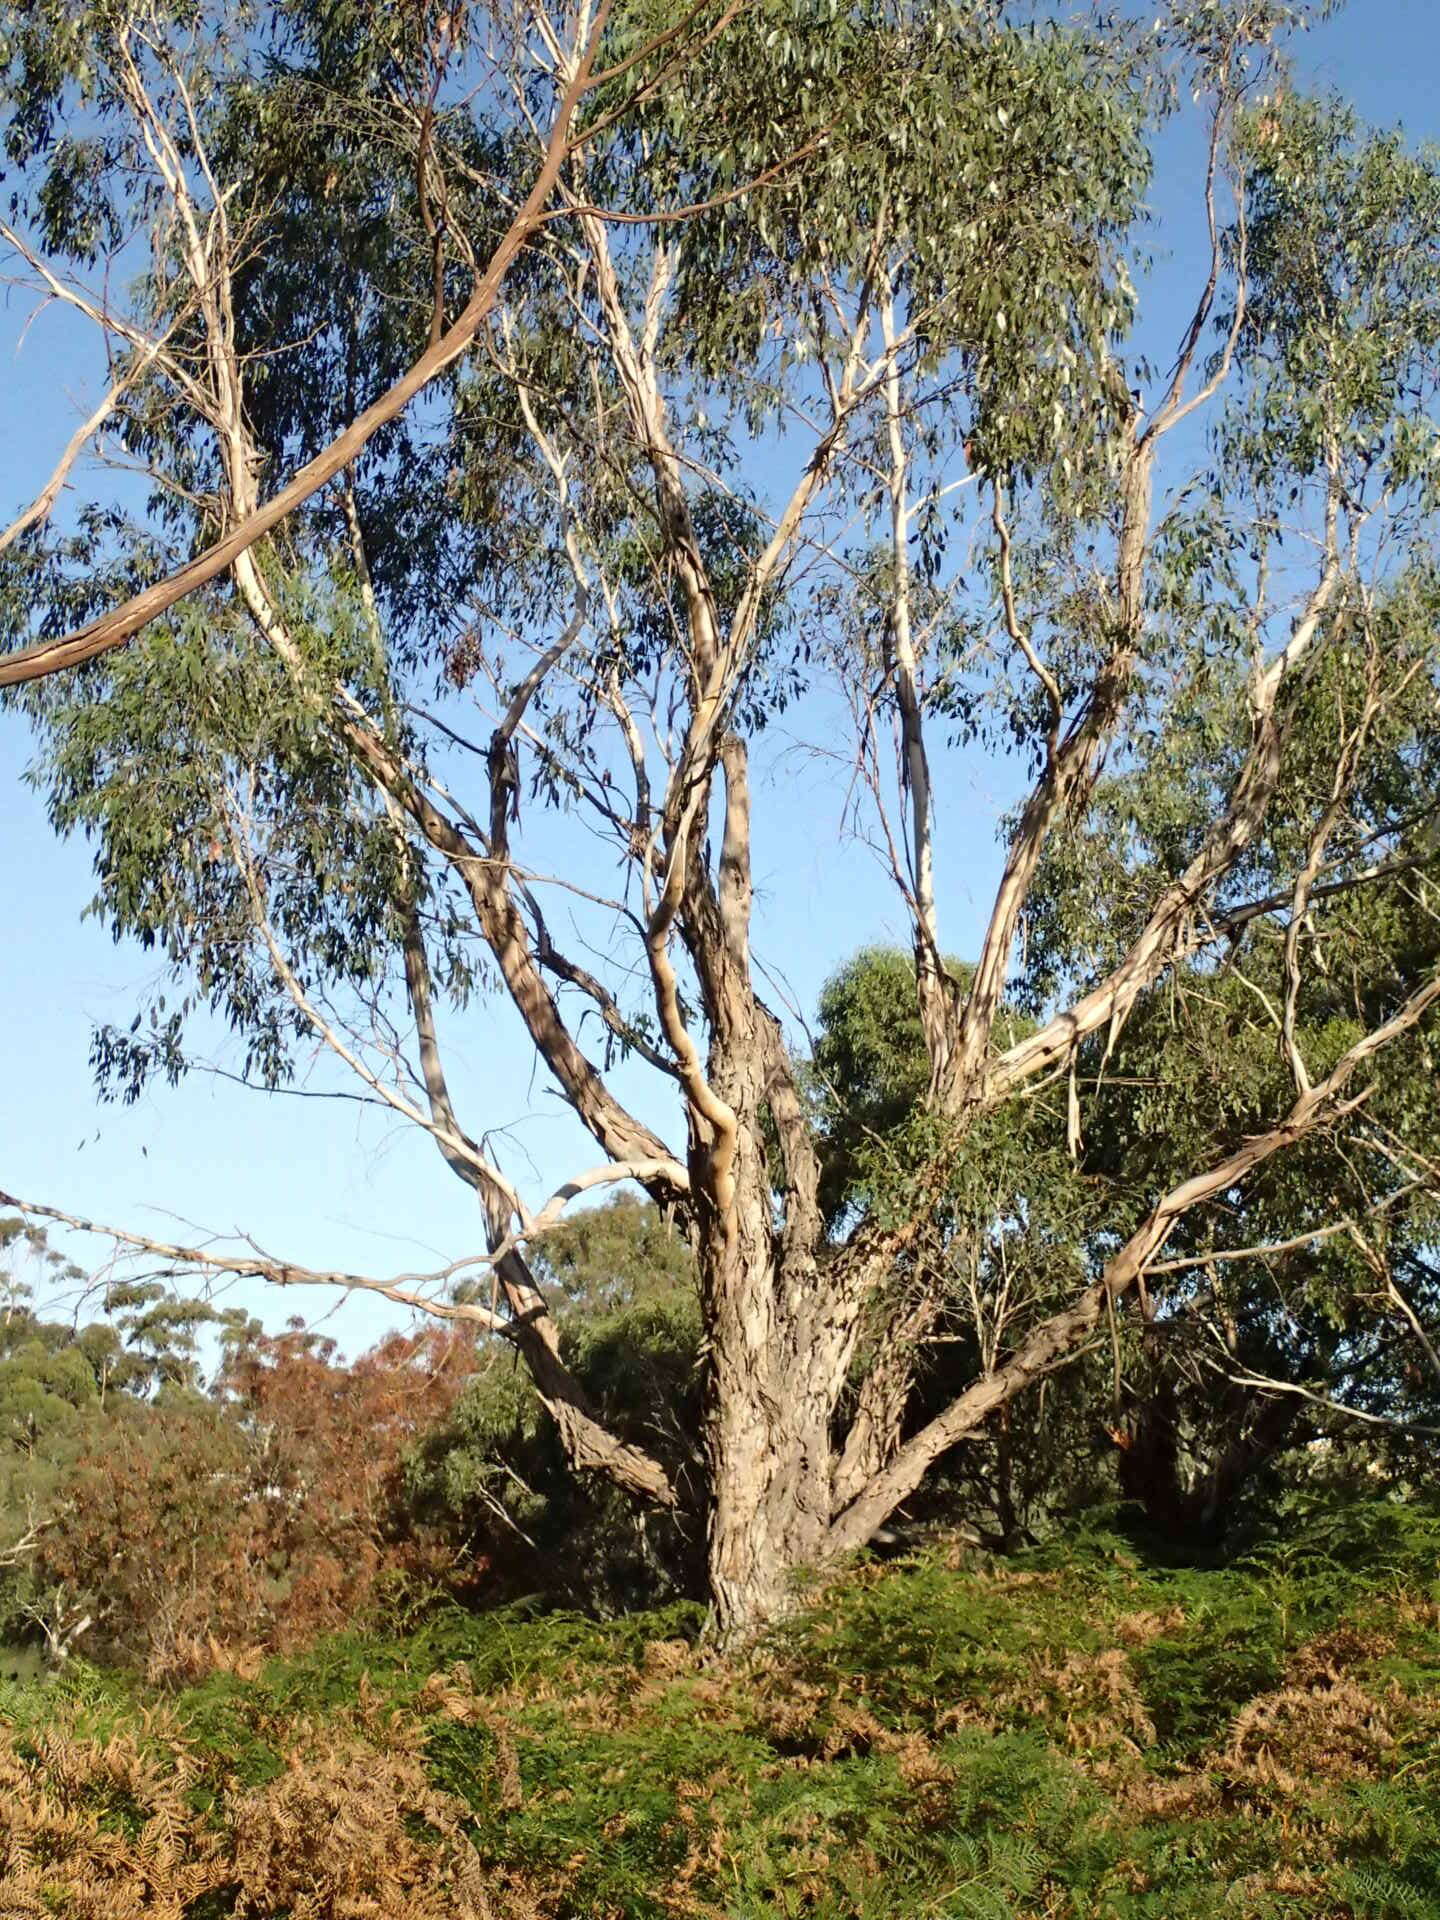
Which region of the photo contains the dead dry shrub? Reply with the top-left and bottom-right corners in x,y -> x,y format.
741,1667 -> 833,1750
419,1662 -> 487,1723
966,1565 -> 1065,1592
1112,1769 -> 1220,1821
1001,1647 -> 1157,1761
642,1636 -> 696,1681
418,1673 -> 529,1814
0,1710 -> 227,1919
0,1691 -> 552,1920
1112,1607 -> 1186,1648
1282,1621 -> 1396,1691
1226,1678 -> 1394,1794
229,1720 -> 524,1918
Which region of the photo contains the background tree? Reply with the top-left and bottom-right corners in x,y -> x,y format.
4,0 -> 1440,1637
0,1217 -> 236,1667
38,1318 -> 481,1680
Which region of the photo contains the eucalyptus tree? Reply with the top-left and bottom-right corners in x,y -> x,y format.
5,0 -> 1440,1635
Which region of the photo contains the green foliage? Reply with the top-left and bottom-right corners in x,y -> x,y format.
1130,1585 -> 1288,1755
808,946 -> 948,1224
0,0 -> 1159,1108
530,1192 -> 697,1312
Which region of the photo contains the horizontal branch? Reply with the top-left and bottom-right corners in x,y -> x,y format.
1146,1177 -> 1421,1276
0,1189 -> 510,1334
1147,1220 -> 1356,1275
1200,1354 -> 1440,1438
1218,850 -> 1437,935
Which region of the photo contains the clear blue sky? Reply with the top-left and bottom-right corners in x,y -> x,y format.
1,2 -> 1436,1349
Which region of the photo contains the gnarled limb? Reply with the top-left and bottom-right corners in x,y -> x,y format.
831,1283 -> 941,1513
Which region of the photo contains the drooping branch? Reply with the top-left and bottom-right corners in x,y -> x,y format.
0,1159 -> 679,1508
219,791 -> 519,1199
0,1190 -> 512,1332
1384,1270 -> 1440,1388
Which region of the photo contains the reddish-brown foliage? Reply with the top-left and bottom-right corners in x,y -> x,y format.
220,1321 -> 479,1644
36,1323 -> 480,1680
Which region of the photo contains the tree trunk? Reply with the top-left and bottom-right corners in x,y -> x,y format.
706,1403 -> 831,1640
1121,1379 -> 1302,1544
699,1145 -> 834,1640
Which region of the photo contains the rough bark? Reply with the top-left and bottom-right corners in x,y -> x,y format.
13,21 -> 1437,1653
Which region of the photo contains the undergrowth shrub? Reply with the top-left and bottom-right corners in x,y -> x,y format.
227,1715 -> 510,1919
1,1501 -> 1437,1918
0,1705 -> 228,1918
